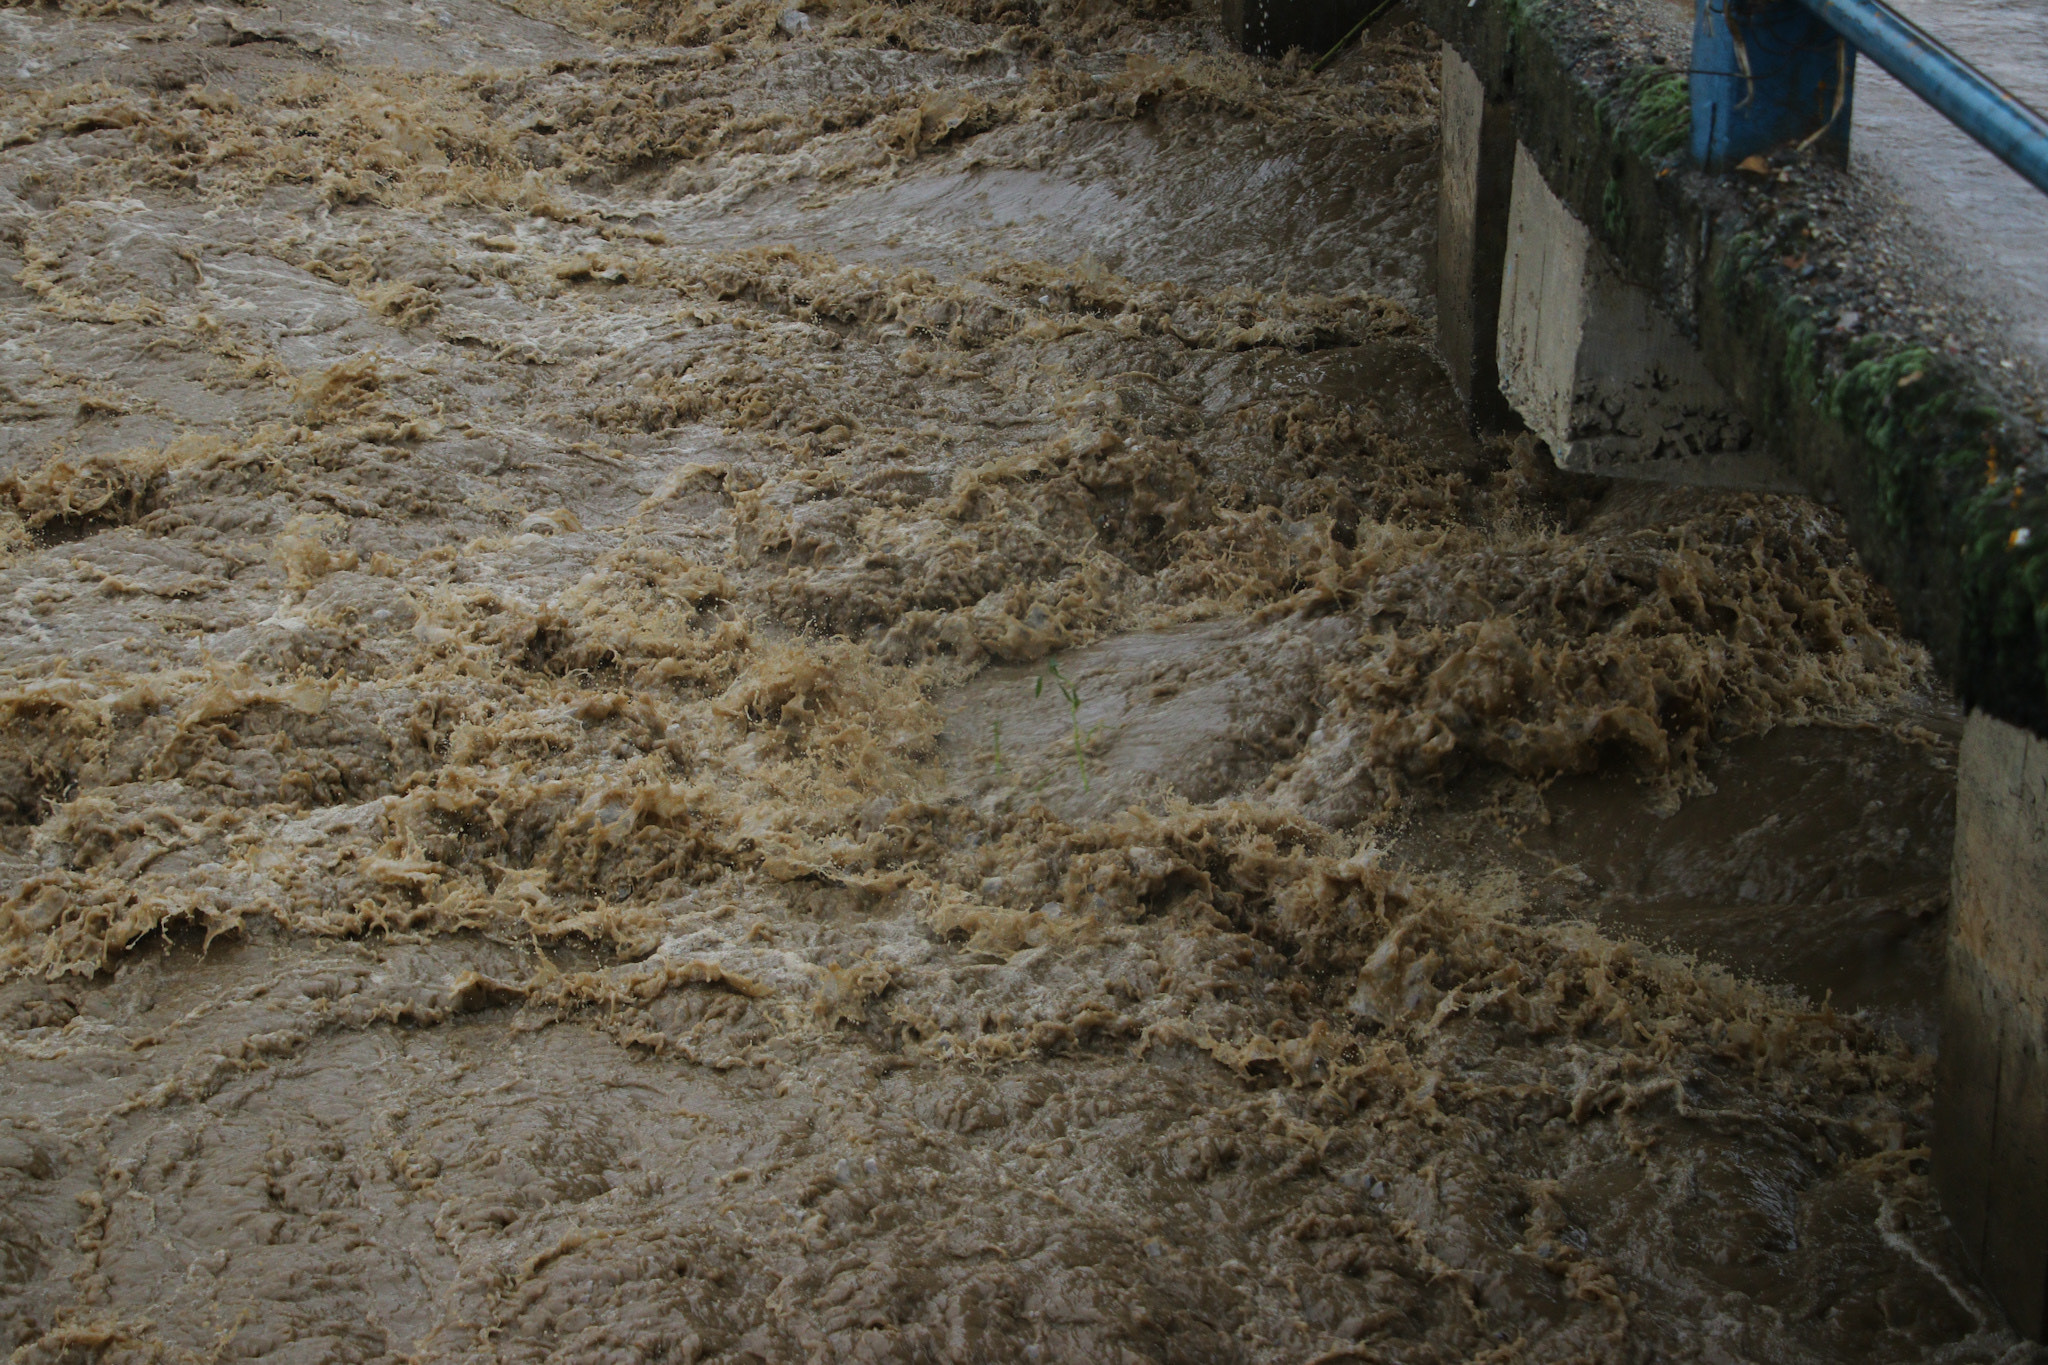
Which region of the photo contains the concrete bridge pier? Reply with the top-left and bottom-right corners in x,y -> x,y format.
1434,48 -> 1516,431
1435,42 -> 1795,490
1939,712 -> 2048,1337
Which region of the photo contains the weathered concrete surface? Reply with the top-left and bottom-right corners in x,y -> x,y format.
1938,711 -> 2048,1338
1495,142 -> 1794,488
1434,44 -> 1517,428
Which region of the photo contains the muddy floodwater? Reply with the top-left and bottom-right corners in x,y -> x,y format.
0,0 -> 2030,1360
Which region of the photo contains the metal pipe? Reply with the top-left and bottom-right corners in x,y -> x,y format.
1796,0 -> 2048,197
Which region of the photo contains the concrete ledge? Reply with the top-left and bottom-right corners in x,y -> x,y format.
1496,141 -> 1795,488
1938,710 -> 2048,1336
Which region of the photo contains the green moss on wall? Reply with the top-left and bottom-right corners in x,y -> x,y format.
1601,177 -> 1625,240
1826,341 -> 2048,722
1613,66 -> 1689,162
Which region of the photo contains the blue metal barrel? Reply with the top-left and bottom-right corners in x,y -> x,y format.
1691,0 -> 2048,198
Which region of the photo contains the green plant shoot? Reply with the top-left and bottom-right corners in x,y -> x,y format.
1036,659 -> 1090,792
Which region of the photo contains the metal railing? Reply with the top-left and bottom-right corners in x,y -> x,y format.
1691,0 -> 2048,197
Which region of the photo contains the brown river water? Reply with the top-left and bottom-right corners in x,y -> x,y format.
0,0 -> 2032,1360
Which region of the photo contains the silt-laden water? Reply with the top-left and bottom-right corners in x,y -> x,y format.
0,0 -> 2026,1360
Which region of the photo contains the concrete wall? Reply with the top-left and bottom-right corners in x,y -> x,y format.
1938,710 -> 2048,1338
1435,51 -> 1793,489
1434,45 -> 1516,430
1494,145 -> 1794,490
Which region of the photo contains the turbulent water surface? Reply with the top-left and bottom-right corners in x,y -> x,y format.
0,0 -> 2027,1360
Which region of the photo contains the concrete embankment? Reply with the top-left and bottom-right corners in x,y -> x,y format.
1381,0 -> 2048,1333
